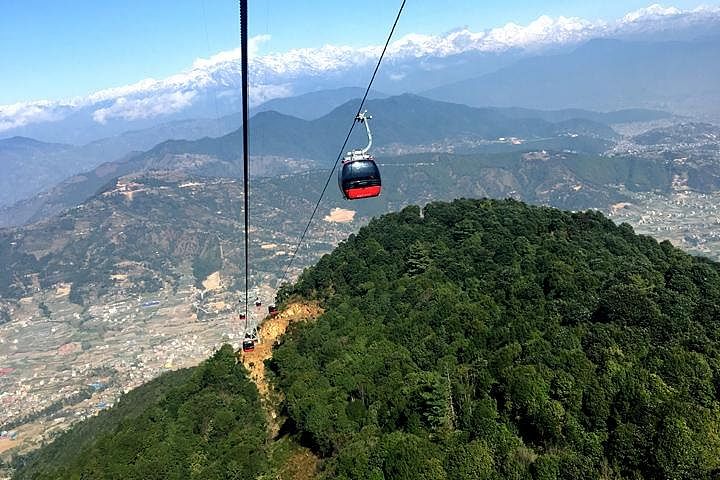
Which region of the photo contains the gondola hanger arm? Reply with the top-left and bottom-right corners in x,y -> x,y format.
356,111 -> 373,154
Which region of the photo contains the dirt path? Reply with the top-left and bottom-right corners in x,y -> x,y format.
0,438 -> 17,454
279,448 -> 321,480
239,301 -> 323,478
240,302 -> 322,397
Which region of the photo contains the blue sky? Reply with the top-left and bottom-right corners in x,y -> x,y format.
0,0 -> 716,104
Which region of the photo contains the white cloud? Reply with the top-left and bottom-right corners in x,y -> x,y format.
0,101 -> 72,131
248,83 -> 293,105
92,91 -> 197,123
1,4 -> 719,133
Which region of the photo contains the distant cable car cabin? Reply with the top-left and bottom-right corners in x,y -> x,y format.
255,299 -> 262,307
268,305 -> 278,317
242,337 -> 255,352
339,111 -> 381,200
239,313 -> 246,320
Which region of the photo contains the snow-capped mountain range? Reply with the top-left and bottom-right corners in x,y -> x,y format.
2,4 -> 719,143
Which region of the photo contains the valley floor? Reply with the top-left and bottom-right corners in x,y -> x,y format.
0,276 -> 275,460
608,189 -> 720,260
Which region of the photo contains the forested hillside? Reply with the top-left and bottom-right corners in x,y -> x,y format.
12,345 -> 268,479
272,199 -> 720,479
11,199 -> 720,479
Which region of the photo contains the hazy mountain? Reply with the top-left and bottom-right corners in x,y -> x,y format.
0,150 -> 142,228
81,117 -> 241,160
240,94 -> 619,162
633,122 -> 720,145
252,87 -> 388,120
424,37 -> 720,117
84,94 -> 627,171
490,107 -> 673,125
0,117 -> 245,209
0,137 -> 100,207
0,94 -> 624,227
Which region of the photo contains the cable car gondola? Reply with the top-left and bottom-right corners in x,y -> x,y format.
242,337 -> 255,352
339,111 -> 381,200
268,305 -> 278,317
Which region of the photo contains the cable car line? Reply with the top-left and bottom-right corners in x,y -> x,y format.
239,0 -> 252,347
276,0 -> 407,291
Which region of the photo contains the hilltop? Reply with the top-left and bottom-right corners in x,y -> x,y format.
11,199 -> 720,479
270,199 -> 720,478
425,37 -> 720,117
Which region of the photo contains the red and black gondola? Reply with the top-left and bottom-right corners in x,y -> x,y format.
338,111 -> 381,200
339,158 -> 381,200
242,338 -> 255,352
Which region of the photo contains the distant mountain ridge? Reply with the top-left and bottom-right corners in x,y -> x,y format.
0,137 -> 90,207
0,118 -> 241,208
0,94 -> 633,226
424,37 -> 720,118
0,146 -> 707,302
252,87 -> 389,120
490,107 -> 673,125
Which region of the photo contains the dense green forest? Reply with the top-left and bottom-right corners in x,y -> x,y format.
272,199 -> 720,479
12,198 -> 720,479
12,345 -> 268,479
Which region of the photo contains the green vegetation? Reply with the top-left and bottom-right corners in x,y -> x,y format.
5,126 -> 720,303
271,199 -> 720,479
11,198 -> 720,479
13,345 -> 268,479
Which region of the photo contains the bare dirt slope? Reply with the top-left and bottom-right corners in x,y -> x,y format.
239,301 -> 323,479
240,302 -> 322,397
279,448 -> 321,480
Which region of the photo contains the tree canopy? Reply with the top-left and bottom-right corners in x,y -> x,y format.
13,345 -> 268,480
271,198 -> 720,479
14,198 -> 720,479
